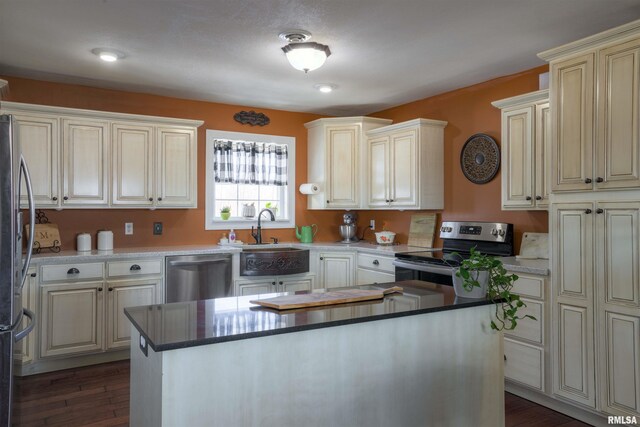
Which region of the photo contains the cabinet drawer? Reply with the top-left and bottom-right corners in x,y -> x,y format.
504,338 -> 544,391
510,273 -> 544,299
357,253 -> 395,273
107,259 -> 162,278
504,299 -> 543,344
41,263 -> 104,283
357,268 -> 395,285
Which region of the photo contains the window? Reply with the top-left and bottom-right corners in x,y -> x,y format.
205,129 -> 295,230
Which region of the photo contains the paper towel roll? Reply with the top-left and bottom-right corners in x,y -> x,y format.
77,233 -> 91,252
299,183 -> 320,195
97,230 -> 114,251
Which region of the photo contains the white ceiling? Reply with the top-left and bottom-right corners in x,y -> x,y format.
1,1 -> 639,116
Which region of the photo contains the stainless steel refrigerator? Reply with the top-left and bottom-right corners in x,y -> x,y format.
0,114 -> 35,426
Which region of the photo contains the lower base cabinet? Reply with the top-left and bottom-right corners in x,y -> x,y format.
236,274 -> 315,296
317,251 -> 355,288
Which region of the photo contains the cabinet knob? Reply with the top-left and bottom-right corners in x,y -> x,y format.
390,199 -> 394,202
108,287 -> 113,292
385,199 -> 389,203
67,268 -> 79,275
585,178 -> 592,184
535,196 -> 542,201
30,272 -> 36,277
372,260 -> 380,266
272,282 -> 276,286
279,281 -> 283,285
596,177 -> 604,183
149,197 -> 153,202
52,196 -> 58,201
585,209 -> 593,214
320,257 -> 324,261
63,196 -> 69,201
130,264 -> 142,271
526,196 -> 532,201
326,200 -> 330,204
157,197 -> 163,201
596,208 -> 604,214
98,287 -> 103,292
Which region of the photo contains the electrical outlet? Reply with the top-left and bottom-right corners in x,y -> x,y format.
153,222 -> 163,235
370,219 -> 375,230
125,223 -> 133,235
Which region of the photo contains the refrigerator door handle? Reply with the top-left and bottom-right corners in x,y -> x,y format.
20,155 -> 36,289
14,308 -> 35,342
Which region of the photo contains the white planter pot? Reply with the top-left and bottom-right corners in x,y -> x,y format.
452,269 -> 489,299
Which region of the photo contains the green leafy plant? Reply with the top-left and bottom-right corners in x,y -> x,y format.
454,247 -> 536,331
220,206 -> 231,213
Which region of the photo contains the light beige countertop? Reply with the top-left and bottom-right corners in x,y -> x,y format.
498,256 -> 549,276
29,242 -> 433,264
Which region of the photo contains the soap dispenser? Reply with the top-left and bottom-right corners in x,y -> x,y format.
229,229 -> 236,243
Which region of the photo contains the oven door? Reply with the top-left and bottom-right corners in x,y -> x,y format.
393,260 -> 454,286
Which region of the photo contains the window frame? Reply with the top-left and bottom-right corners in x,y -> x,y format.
204,129 -> 296,231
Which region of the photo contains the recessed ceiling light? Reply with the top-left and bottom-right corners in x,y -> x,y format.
314,84 -> 337,93
91,48 -> 125,62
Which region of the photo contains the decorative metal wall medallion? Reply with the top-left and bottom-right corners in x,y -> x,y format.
460,133 -> 500,184
233,111 -> 270,126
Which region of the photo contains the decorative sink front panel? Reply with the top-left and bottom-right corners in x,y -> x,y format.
240,248 -> 310,276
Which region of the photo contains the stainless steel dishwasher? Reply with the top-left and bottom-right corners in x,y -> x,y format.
165,254 -> 233,302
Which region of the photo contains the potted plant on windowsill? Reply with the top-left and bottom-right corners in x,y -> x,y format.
265,202 -> 278,217
452,247 -> 535,331
220,206 -> 231,220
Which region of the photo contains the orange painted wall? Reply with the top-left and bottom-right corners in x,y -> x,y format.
4,65 -> 549,252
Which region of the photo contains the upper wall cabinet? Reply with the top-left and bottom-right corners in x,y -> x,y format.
539,21 -> 640,193
366,119 -> 447,210
492,90 -> 550,210
305,117 -> 392,210
1,102 -> 203,209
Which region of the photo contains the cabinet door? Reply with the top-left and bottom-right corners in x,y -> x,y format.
326,126 -> 359,208
502,106 -> 534,208
40,282 -> 104,358
279,277 -> 313,293
12,113 -> 59,208
534,103 -> 551,208
597,38 -> 640,189
112,123 -> 154,206
318,252 -> 355,288
106,279 -> 160,350
551,53 -> 595,192
237,279 -> 276,296
156,127 -> 197,207
62,119 -> 109,205
367,136 -> 389,208
389,130 -> 417,208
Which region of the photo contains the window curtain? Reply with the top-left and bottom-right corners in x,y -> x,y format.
213,139 -> 288,186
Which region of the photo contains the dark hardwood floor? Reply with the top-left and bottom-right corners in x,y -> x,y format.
13,360 -> 592,426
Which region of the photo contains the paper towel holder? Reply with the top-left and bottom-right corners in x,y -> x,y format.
299,183 -> 320,195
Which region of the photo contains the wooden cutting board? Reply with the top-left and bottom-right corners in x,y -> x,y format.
407,213 -> 437,248
250,286 -> 403,310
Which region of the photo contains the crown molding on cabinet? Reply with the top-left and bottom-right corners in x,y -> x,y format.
365,118 -> 448,136
304,116 -> 392,129
491,89 -> 549,109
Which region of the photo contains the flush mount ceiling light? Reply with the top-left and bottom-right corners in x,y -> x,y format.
314,84 -> 337,93
279,30 -> 331,73
91,48 -> 125,62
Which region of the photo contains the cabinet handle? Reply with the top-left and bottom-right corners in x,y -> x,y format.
596,177 -> 604,183
372,260 -> 379,266
585,178 -> 592,184
98,287 -> 103,292
130,264 -> 142,271
108,287 -> 113,292
585,209 -> 592,214
67,268 -> 79,275
504,354 -> 507,361
63,196 -> 69,201
30,272 -> 36,277
596,208 -> 604,214
526,196 -> 532,201
320,257 -> 324,261
52,196 -> 58,201
535,196 -> 542,201
149,197 -> 153,202
157,197 -> 162,201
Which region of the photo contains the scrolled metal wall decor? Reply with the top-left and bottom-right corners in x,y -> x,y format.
460,133 -> 500,184
234,110 -> 271,126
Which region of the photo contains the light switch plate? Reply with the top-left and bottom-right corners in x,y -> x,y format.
125,223 -> 133,235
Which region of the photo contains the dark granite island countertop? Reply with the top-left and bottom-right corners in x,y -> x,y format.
124,280 -> 497,352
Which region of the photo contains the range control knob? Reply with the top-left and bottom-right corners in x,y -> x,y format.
490,229 -> 498,236
498,229 -> 506,237
440,227 -> 446,232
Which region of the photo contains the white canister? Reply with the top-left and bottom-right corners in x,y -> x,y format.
76,233 -> 92,252
97,230 -> 114,251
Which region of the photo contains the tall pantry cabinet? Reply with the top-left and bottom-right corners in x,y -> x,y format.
539,19 -> 640,421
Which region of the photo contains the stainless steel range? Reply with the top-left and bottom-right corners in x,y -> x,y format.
393,221 -> 514,285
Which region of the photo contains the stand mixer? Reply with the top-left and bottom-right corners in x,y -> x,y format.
339,212 -> 359,243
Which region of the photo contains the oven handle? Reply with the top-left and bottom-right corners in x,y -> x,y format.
392,260 -> 454,276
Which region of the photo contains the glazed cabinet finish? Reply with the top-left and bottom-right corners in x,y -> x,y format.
493,90 -> 549,210
326,125 -> 359,208
236,275 -> 315,296
156,127 -> 197,207
112,123 -> 155,206
317,252 -> 355,289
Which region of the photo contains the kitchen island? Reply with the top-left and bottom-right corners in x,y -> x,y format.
125,281 -> 505,426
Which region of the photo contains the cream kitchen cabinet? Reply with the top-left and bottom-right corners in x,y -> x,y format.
305,117 -> 392,209
2,101 -> 202,209
16,268 -> 38,366
236,274 -> 315,296
492,90 -> 550,210
366,118 -> 447,210
317,252 -> 356,288
539,23 -> 640,193
356,252 -> 395,285
112,124 -> 197,208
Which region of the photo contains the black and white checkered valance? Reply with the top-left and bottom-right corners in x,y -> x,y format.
213,139 -> 288,186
